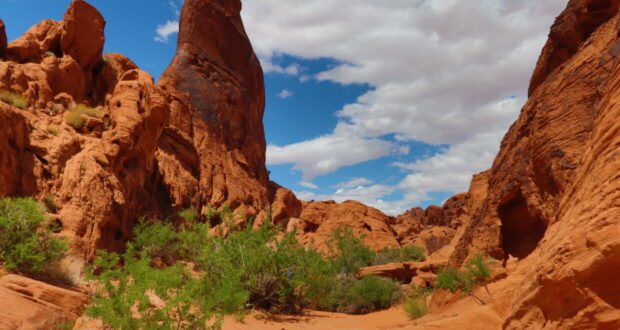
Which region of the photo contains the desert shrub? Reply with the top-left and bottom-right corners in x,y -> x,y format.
0,197 -> 67,274
47,124 -> 60,136
87,208 -> 404,325
0,90 -> 29,109
186,215 -> 334,314
66,104 -> 103,130
373,245 -> 426,265
131,219 -> 183,265
403,297 -> 428,320
463,253 -> 491,284
436,253 -> 492,295
44,193 -> 57,213
86,247 -> 239,330
43,51 -> 56,58
320,274 -> 402,314
326,226 -> 375,274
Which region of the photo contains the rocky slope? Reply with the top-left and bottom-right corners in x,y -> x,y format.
0,0 -> 618,328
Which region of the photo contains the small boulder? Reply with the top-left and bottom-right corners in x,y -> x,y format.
60,0 -> 105,71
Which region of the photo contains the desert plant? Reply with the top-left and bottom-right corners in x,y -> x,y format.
86,247 -> 236,330
44,193 -> 57,213
403,297 -> 428,320
326,226 -> 375,274
43,51 -> 56,58
0,90 -> 29,109
435,253 -> 492,302
66,104 -> 103,130
87,208 -> 405,325
319,274 -> 402,314
373,245 -> 426,265
47,124 -> 61,136
0,197 -> 67,274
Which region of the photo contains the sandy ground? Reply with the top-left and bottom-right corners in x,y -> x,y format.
222,307 -> 414,330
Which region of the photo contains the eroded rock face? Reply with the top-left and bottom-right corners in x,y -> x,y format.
0,274 -> 87,329
443,0 -> 620,327
0,19 -> 6,57
290,200 -> 400,251
157,0 -> 270,218
60,0 -> 105,73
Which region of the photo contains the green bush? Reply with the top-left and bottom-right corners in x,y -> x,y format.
0,91 -> 29,109
403,297 -> 428,320
320,275 -> 402,314
47,125 -> 61,136
87,209 -> 405,326
0,197 -> 67,274
436,253 -> 492,295
326,226 -> 375,274
66,104 -> 104,130
373,245 -> 426,265
86,247 -> 240,330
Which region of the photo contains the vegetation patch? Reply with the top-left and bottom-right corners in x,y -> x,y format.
66,104 -> 104,130
86,211 -> 414,328
0,91 -> 29,109
403,296 -> 428,320
320,274 -> 402,314
0,197 -> 67,274
47,124 -> 61,136
373,244 -> 426,265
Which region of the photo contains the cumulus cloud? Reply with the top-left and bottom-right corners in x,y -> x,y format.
262,61 -> 302,75
299,181 -> 319,189
154,20 -> 179,43
242,0 -> 567,213
332,177 -> 374,189
278,89 -> 293,99
267,134 -> 407,180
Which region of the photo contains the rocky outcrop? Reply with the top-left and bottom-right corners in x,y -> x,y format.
0,274 -> 87,329
0,19 -> 6,58
357,261 -> 445,283
289,200 -> 400,251
437,0 -> 620,328
156,0 -> 270,219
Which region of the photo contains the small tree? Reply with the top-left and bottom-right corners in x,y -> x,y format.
435,253 -> 492,304
326,226 -> 376,274
0,197 -> 67,274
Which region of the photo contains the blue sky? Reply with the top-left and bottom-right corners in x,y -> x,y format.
0,0 -> 567,215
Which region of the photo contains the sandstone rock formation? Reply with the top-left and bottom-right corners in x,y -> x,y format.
0,19 -> 6,58
288,200 -> 400,250
0,0 -> 275,263
1,0 -> 619,328
0,274 -> 87,329
156,0 -> 271,218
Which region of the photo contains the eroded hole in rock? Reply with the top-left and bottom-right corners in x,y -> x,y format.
499,192 -> 547,259
588,0 -> 613,12
49,219 -> 63,233
303,222 -> 319,233
114,230 -> 123,241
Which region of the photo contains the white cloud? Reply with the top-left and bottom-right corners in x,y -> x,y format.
242,0 -> 567,213
332,177 -> 374,189
278,89 -> 293,99
169,1 -> 181,16
154,20 -> 179,43
299,181 -> 319,189
267,134 -> 407,181
262,60 -> 302,76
